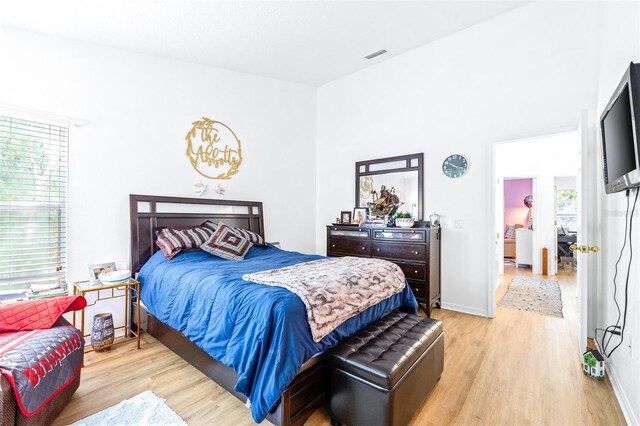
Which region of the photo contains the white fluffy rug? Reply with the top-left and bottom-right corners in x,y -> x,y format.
499,276 -> 563,318
71,390 -> 187,426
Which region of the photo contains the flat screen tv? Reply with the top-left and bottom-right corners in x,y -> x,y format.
601,62 -> 640,194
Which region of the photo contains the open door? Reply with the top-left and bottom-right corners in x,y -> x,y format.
577,109 -> 600,353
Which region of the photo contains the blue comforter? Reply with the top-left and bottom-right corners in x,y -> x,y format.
139,245 -> 418,422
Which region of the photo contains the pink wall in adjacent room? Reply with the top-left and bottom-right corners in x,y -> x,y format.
504,178 -> 532,227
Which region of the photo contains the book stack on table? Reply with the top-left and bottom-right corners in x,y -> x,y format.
28,282 -> 68,299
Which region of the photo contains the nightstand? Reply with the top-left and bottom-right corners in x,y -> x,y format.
72,279 -> 141,352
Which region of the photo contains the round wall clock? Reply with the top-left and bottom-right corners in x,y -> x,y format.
442,154 -> 469,178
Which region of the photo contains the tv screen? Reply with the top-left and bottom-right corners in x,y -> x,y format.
602,84 -> 636,184
601,62 -> 640,194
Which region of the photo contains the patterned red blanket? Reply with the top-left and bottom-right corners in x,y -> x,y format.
0,296 -> 86,416
0,296 -> 86,332
0,318 -> 84,416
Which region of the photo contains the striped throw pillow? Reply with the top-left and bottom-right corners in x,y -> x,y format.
201,221 -> 264,246
230,226 -> 265,246
155,226 -> 214,260
201,220 -> 219,233
200,224 -> 253,260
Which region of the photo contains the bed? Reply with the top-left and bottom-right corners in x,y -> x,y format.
129,194 -> 418,425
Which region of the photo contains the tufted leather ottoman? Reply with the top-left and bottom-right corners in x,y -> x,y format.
328,312 -> 444,426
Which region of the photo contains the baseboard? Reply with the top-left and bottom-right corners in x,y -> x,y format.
606,361 -> 638,425
440,302 -> 488,318
593,339 -> 638,425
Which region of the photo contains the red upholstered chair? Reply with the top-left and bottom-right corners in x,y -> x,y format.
1,368 -> 81,426
0,297 -> 85,426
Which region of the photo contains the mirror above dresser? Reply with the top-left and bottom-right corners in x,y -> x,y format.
327,152 -> 440,315
355,153 -> 423,220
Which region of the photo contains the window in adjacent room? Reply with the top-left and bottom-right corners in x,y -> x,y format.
0,114 -> 68,292
556,188 -> 578,233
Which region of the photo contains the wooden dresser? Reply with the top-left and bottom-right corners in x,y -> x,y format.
326,225 -> 441,316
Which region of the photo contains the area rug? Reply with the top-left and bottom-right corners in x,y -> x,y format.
71,390 -> 187,425
499,276 -> 563,318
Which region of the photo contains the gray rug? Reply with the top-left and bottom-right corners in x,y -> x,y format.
71,390 -> 187,425
499,276 -> 563,318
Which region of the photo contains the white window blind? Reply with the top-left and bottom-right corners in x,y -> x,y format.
0,115 -> 67,289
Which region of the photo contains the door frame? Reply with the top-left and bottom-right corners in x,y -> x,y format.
488,127 -> 583,318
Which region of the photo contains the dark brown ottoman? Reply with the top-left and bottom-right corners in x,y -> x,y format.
328,312 -> 444,426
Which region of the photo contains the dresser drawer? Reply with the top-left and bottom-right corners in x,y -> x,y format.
373,229 -> 426,242
395,262 -> 426,281
371,242 -> 426,261
328,239 -> 371,256
328,227 -> 370,239
407,280 -> 427,301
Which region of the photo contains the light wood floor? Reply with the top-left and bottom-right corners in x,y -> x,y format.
54,266 -> 625,425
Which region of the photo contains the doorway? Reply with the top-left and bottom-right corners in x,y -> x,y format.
492,132 -> 581,320
494,133 -> 580,276
502,177 -> 534,271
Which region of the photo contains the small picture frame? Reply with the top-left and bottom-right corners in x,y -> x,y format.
340,211 -> 352,224
353,207 -> 369,224
88,262 -> 117,284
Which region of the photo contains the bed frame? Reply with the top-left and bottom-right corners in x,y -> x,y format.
129,194 -> 327,426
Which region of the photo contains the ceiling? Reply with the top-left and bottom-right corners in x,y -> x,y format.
0,1 -> 530,86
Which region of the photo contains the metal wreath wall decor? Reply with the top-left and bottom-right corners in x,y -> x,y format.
186,117 -> 243,179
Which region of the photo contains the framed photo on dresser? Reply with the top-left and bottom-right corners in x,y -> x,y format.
353,207 -> 368,224
340,211 -> 352,224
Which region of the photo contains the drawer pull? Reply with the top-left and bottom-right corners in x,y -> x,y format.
414,251 -> 420,255
411,230 -> 416,234
414,288 -> 419,292
376,248 -> 381,252
361,246 -> 366,250
332,244 -> 336,248
414,270 -> 419,274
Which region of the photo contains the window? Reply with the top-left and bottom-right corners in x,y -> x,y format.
556,189 -> 578,232
0,114 -> 68,290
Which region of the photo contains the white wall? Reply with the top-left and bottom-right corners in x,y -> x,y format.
496,133 -> 579,275
594,1 -> 640,423
0,27 -> 318,280
316,2 -> 598,316
0,28 -> 317,328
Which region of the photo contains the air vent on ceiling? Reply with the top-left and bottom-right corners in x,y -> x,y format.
365,49 -> 387,60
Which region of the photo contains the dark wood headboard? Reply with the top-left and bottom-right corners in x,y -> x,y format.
129,194 -> 264,273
